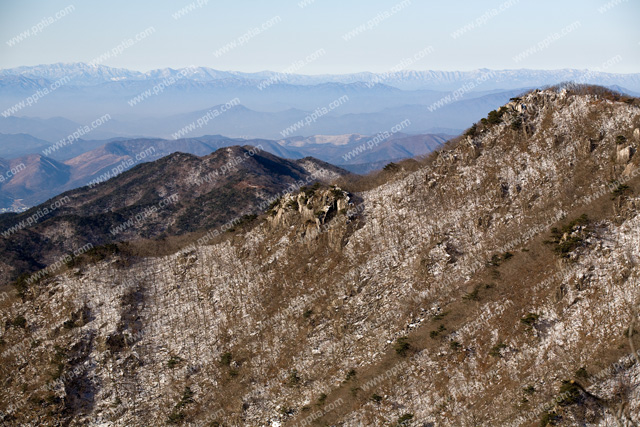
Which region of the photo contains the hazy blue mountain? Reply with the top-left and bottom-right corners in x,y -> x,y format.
2,64 -> 638,141
277,132 -> 450,168
0,133 -> 52,158
111,89 -> 520,139
0,115 -> 127,142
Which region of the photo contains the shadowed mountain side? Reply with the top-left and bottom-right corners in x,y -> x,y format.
0,145 -> 349,283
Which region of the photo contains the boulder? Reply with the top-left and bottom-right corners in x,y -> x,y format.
617,146 -> 635,163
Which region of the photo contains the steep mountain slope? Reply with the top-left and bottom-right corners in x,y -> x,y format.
0,143 -> 164,210
61,139 -> 185,188
0,146 -> 347,284
1,87 -> 640,426
0,154 -> 71,209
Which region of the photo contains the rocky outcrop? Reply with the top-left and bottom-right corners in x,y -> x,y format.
618,146 -> 635,163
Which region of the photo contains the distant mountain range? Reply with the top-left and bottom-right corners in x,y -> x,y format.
3,63 -> 640,91
1,64 -> 639,140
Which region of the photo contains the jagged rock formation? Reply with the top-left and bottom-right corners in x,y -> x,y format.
1,87 -> 640,426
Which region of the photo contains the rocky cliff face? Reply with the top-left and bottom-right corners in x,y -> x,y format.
1,87 -> 640,426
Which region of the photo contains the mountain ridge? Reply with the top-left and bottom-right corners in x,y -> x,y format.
0,132 -> 449,210
0,145 -> 349,284
3,63 -> 640,91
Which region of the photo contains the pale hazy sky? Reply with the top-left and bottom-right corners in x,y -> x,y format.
0,0 -> 638,74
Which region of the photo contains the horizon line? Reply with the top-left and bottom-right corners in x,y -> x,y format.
1,62 -> 639,77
